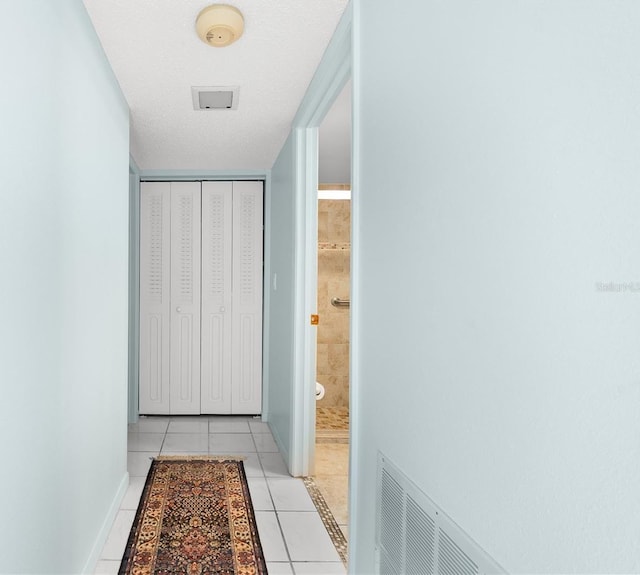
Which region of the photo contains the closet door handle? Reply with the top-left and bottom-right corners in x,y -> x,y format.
176,307 -> 182,313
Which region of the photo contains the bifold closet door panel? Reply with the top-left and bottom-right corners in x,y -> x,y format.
139,183 -> 171,414
231,181 -> 264,414
169,182 -> 201,415
200,181 -> 233,414
140,180 -> 262,416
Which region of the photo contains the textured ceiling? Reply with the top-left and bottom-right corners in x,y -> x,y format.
82,0 -> 349,171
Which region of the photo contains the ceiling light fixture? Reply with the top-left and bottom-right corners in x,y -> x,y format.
195,4 -> 244,48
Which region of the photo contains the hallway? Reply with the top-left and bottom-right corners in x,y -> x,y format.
94,416 -> 346,574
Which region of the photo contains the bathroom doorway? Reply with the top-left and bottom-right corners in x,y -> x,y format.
313,80 -> 351,542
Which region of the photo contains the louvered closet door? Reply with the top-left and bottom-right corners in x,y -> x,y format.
200,182 -> 233,413
231,181 -> 263,414
169,182 -> 201,414
139,183 -> 171,414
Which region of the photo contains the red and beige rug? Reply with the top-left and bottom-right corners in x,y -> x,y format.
119,457 -> 266,575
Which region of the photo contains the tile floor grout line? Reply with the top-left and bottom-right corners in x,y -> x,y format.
156,424 -> 168,456
302,477 -> 348,565
258,438 -> 295,570
272,509 -> 295,568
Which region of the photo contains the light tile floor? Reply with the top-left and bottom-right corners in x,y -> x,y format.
94,415 -> 345,575
314,406 -> 350,543
314,443 -> 349,539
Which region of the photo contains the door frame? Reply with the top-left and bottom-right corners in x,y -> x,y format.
287,2 -> 354,476
127,171 -> 269,423
128,158 -> 140,423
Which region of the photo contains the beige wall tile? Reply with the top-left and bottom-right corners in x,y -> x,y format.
333,377 -> 350,407
316,343 -> 329,376
318,210 -> 328,243
315,199 -> 351,408
316,376 -> 350,408
328,343 -> 349,373
327,200 -> 351,243
328,277 -> 350,300
317,376 -> 340,407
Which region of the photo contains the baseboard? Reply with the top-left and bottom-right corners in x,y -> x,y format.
81,471 -> 129,574
269,424 -> 290,472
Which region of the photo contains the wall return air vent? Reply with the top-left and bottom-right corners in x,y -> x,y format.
191,86 -> 239,110
376,453 -> 506,575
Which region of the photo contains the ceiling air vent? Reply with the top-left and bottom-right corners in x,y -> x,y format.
191,86 -> 239,110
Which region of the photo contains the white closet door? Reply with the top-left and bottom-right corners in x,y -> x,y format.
231,181 -> 263,414
169,182 -> 201,414
139,182 -> 171,414
200,182 -> 233,414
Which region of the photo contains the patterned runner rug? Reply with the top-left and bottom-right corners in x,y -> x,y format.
119,457 -> 267,575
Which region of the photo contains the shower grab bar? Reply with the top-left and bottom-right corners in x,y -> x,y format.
331,297 -> 350,309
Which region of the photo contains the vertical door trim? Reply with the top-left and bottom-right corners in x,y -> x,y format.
289,3 -> 353,478
289,128 -> 319,476
261,173 -> 272,421
128,162 -> 140,424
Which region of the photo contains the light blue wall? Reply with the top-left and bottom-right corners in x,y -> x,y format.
270,3 -> 352,477
352,1 -> 640,572
0,2 -> 130,572
128,163 -> 141,424
267,134 -> 297,464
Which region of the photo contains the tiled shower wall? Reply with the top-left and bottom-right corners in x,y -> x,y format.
317,199 -> 350,408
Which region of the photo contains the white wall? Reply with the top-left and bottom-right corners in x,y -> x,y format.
352,1 -> 640,572
319,80 -> 352,185
0,2 -> 130,572
267,133 -> 297,465
128,168 -> 141,423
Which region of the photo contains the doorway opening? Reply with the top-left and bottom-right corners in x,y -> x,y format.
312,80 -> 352,543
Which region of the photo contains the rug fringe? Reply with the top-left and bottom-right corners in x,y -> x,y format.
156,455 -> 247,461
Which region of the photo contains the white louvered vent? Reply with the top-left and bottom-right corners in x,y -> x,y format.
406,495 -> 436,575
207,194 -> 225,300
439,529 -> 478,575
376,454 -> 506,575
147,194 -> 164,303
178,195 -> 193,301
380,470 -> 404,572
238,192 -> 257,304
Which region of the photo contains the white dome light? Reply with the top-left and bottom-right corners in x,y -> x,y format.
195,4 -> 244,48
